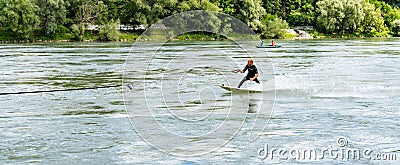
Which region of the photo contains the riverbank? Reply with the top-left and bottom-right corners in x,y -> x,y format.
0,31 -> 231,43
0,29 -> 396,43
0,29 -> 141,43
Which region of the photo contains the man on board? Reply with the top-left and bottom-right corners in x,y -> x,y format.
237,59 -> 260,88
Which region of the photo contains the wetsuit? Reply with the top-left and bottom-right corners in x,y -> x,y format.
237,64 -> 260,88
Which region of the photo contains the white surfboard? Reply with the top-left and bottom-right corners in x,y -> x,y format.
220,84 -> 263,93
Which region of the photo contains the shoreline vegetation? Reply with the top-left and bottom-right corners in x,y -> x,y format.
0,33 -> 397,43
0,26 -> 399,43
0,30 -> 398,43
1,28 -> 398,43
0,0 -> 399,43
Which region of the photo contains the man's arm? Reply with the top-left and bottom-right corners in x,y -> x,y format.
240,65 -> 248,73
250,73 -> 258,81
250,66 -> 258,81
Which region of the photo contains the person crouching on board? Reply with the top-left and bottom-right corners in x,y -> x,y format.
237,59 -> 260,88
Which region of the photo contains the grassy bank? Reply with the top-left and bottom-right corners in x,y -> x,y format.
0,30 -> 234,42
0,28 -> 140,43
308,30 -> 392,39
0,29 -> 395,43
174,32 -> 227,40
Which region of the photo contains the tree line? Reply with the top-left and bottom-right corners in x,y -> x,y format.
0,0 -> 399,41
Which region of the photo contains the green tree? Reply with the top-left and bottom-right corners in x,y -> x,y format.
162,10 -> 222,37
144,0 -> 178,26
216,0 -> 235,15
341,0 -> 364,33
77,0 -> 107,24
120,0 -> 148,27
66,0 -> 107,40
103,0 -> 125,23
64,0 -> 80,24
369,0 -> 400,34
262,0 -> 282,16
280,0 -> 296,19
284,0 -> 315,26
71,23 -> 85,40
120,0 -> 221,28
34,0 -> 68,35
380,0 -> 400,6
262,17 -> 289,38
0,0 -> 39,39
178,0 -> 220,12
120,0 -> 157,28
279,0 -> 316,20
391,19 -> 400,36
230,0 -> 266,31
360,0 -> 386,35
288,9 -> 314,26
316,0 -> 345,33
98,19 -> 120,41
316,0 -> 386,35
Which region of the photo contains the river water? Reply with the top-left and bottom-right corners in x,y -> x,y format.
0,39 -> 399,164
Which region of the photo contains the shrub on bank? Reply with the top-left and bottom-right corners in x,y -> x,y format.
98,20 -> 120,41
392,19 -> 400,36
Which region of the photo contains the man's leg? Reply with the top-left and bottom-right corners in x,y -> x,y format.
254,78 -> 260,84
237,77 -> 248,88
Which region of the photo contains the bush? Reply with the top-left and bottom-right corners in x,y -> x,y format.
0,28 -> 16,41
392,19 -> 400,36
71,24 -> 85,41
55,25 -> 71,34
261,18 -> 289,39
287,11 -> 314,27
119,32 -> 140,41
98,19 -> 120,41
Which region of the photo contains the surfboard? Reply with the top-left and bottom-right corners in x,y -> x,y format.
220,84 -> 262,93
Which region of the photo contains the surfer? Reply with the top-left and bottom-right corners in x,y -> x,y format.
237,59 -> 260,88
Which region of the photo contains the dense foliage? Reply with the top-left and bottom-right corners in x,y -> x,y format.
0,0 -> 399,40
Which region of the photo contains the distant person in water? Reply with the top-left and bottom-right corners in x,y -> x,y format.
237,59 -> 260,88
260,40 -> 264,46
271,40 -> 275,46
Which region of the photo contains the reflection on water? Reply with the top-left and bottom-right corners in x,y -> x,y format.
0,38 -> 399,163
